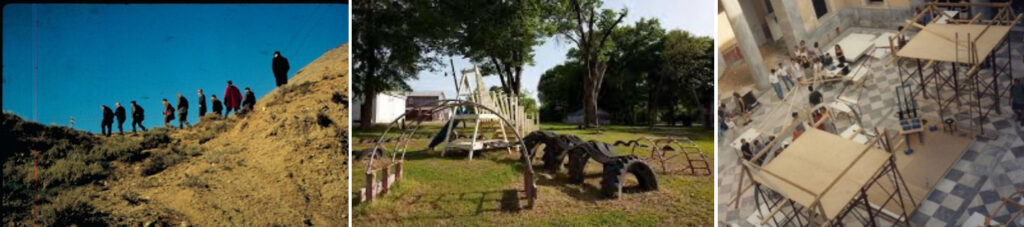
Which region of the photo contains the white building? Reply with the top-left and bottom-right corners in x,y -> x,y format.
353,92 -> 406,125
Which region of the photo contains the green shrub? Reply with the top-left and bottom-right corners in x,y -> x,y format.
43,159 -> 107,187
38,191 -> 108,226
180,174 -> 209,189
183,145 -> 204,156
141,149 -> 184,176
93,137 -> 146,162
141,128 -> 171,149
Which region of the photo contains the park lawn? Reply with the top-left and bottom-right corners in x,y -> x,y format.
352,123 -> 714,226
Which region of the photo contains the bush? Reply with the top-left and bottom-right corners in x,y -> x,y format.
38,191 -> 108,226
183,145 -> 204,156
141,149 -> 184,176
141,128 -> 171,149
43,159 -> 107,187
180,174 -> 209,189
93,137 -> 146,162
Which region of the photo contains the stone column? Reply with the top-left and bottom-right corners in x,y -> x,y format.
722,0 -> 771,89
770,0 -> 808,51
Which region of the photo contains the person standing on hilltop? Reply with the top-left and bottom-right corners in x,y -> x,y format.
114,102 -> 127,135
197,89 -> 207,119
272,51 -> 290,87
163,99 -> 175,128
211,95 -> 223,117
242,87 -> 256,114
101,105 -> 114,137
177,94 -> 191,128
130,101 -> 147,133
223,80 -> 242,118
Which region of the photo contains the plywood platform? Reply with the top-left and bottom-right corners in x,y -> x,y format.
896,23 -> 1012,63
752,128 -> 891,220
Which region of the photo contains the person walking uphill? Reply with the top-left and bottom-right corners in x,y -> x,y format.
197,89 -> 207,118
115,102 -> 127,135
273,51 -> 290,87
177,94 -> 191,128
211,95 -> 223,117
101,105 -> 114,137
131,101 -> 147,133
242,87 -> 256,114
163,99 -> 175,128
223,80 -> 242,117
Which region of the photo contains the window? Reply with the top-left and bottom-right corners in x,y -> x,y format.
812,0 -> 829,18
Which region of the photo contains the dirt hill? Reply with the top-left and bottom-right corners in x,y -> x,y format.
1,44 -> 349,226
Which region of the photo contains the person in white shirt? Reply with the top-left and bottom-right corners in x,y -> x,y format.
791,59 -> 806,83
770,69 -> 783,100
778,62 -> 795,91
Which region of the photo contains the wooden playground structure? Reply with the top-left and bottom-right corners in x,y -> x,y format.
888,1 -> 1022,138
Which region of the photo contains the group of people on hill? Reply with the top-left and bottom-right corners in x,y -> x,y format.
98,51 -> 290,137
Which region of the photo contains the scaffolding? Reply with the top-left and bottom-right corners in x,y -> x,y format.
887,2 -> 1022,138
728,104 -> 916,226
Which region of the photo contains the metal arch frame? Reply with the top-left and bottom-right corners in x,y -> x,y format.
362,99 -> 537,208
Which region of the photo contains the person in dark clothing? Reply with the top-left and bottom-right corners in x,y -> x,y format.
809,85 -> 823,106
130,101 -> 147,133
114,102 -> 127,135
1011,79 -> 1024,125
740,139 -> 752,161
163,99 -> 175,128
224,80 -> 242,117
242,87 -> 256,113
177,94 -> 191,128
197,89 -> 207,118
273,51 -> 290,87
101,105 -> 114,137
211,95 -> 223,117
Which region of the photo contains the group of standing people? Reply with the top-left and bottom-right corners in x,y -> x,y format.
97,51 -> 288,136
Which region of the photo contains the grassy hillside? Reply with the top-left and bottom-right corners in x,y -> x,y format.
1,44 -> 349,226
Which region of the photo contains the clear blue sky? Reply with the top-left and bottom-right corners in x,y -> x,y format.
408,0 -> 715,103
3,4 -> 348,133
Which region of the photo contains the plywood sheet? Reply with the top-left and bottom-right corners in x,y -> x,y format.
896,23 -> 1011,63
752,128 -> 891,220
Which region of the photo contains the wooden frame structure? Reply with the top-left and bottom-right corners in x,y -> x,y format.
728,103 -> 915,226
361,100 -> 538,208
440,66 -> 540,159
887,2 -> 1022,138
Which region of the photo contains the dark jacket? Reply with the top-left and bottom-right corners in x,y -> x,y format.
198,94 -> 206,111
224,85 -> 242,109
132,104 -> 145,120
243,90 -> 256,108
164,104 -> 175,120
273,56 -> 290,75
177,96 -> 189,114
115,106 -> 126,122
102,106 -> 115,123
212,99 -> 223,113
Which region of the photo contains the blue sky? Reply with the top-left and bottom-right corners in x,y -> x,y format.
3,4 -> 348,132
407,0 -> 715,102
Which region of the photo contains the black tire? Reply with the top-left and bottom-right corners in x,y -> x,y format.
523,131 -> 557,160
567,144 -> 591,184
541,146 -> 568,172
601,155 -> 658,198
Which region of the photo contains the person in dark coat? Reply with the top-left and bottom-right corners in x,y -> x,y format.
177,94 -> 191,128
211,95 -> 223,117
101,105 -> 114,137
197,89 -> 207,118
223,80 -> 242,117
163,99 -> 175,128
114,102 -> 127,135
130,101 -> 147,133
272,51 -> 290,87
242,87 -> 256,113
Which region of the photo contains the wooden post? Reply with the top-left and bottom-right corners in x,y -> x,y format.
381,166 -> 390,195
365,171 -> 376,202
395,161 -> 404,182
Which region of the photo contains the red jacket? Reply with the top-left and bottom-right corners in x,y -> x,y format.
224,85 -> 242,109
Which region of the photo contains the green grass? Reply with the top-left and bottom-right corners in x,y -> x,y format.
352,123 -> 714,226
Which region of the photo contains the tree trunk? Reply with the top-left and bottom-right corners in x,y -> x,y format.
583,73 -> 598,128
360,90 -> 377,129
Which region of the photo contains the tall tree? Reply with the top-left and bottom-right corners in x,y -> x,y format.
550,0 -> 627,128
417,0 -> 554,98
353,0 -> 428,129
661,31 -> 714,128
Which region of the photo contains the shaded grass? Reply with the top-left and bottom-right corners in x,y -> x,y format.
352,123 -> 714,226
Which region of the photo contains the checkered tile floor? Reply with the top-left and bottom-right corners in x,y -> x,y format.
718,28 -> 1024,226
